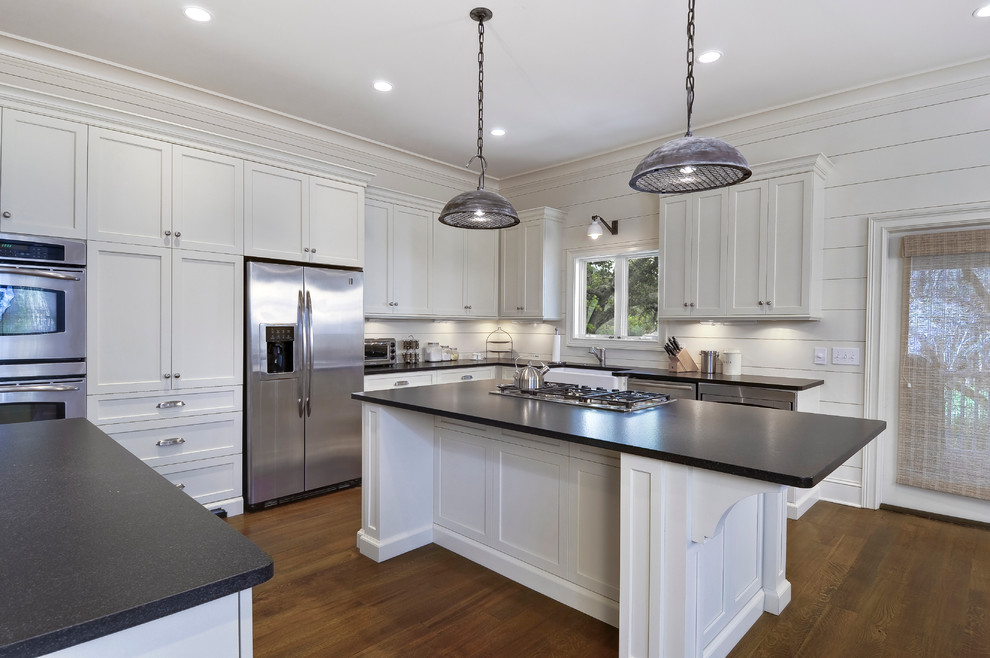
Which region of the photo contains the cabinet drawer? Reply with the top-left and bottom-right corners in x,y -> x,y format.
102,413 -> 242,467
88,387 -> 242,424
155,454 -> 243,505
569,442 -> 620,467
363,373 -> 434,391
499,428 -> 569,455
435,367 -> 496,384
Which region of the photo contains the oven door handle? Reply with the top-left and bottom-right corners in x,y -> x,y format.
0,384 -> 82,393
0,266 -> 81,281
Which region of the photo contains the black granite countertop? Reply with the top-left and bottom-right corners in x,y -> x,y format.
0,418 -> 273,657
365,360 -> 823,391
352,381 -> 884,489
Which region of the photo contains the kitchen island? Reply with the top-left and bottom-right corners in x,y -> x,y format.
0,418 -> 273,657
352,381 -> 885,657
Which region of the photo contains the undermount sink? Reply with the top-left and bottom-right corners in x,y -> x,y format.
544,366 -> 628,390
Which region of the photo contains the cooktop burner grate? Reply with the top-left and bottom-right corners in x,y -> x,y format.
492,383 -> 672,412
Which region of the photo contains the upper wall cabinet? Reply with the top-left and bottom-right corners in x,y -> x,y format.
660,153 -> 833,321
172,146 -> 243,254
430,221 -> 498,318
0,109 -> 88,239
88,128 -> 172,246
660,189 -> 728,318
500,207 -> 564,321
364,197 -> 432,316
244,161 -> 364,268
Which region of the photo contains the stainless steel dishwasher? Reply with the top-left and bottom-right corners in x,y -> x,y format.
697,382 -> 796,410
627,378 -> 698,400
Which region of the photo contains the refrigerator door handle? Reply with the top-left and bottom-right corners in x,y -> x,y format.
297,290 -> 305,417
305,290 -> 314,417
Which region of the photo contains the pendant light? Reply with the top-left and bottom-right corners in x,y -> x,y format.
438,7 -> 520,229
629,0 -> 751,194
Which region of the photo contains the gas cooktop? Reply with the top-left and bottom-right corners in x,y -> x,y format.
492,383 -> 672,412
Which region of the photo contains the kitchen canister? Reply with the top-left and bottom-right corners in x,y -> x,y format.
699,350 -> 719,374
722,349 -> 742,375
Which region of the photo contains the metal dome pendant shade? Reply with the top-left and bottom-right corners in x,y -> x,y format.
629,0 -> 751,194
438,7 -> 519,229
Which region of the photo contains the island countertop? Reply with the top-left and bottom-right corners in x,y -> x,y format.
0,418 -> 273,657
352,380 -> 885,489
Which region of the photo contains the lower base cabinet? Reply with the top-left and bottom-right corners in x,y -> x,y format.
364,366 -> 496,392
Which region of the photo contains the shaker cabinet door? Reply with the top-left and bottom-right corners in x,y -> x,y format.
309,177 -> 364,268
88,128 -> 172,246
88,242 -> 171,394
0,109 -> 88,239
172,146 -> 243,254
171,251 -> 243,389
244,162 -> 308,261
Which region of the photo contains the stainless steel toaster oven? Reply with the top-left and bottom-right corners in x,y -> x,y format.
364,338 -> 397,365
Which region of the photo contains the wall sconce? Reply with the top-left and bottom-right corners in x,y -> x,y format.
587,215 -> 618,240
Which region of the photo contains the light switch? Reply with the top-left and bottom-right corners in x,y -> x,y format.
832,347 -> 861,366
813,347 -> 828,365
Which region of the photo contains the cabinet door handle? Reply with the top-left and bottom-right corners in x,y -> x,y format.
176,483 -> 186,490
1,211 -> 10,218
461,375 -> 473,381
394,380 -> 409,386
156,437 -> 186,447
157,400 -> 186,409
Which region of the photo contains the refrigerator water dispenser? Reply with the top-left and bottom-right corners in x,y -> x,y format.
265,325 -> 295,374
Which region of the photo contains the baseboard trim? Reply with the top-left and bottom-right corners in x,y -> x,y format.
433,525 -> 619,627
879,504 -> 990,530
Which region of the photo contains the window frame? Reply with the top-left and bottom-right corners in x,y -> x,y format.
566,242 -> 661,350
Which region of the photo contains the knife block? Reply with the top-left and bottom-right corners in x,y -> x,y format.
668,349 -> 699,372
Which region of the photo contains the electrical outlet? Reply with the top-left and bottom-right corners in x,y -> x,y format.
813,347 -> 828,365
832,347 -> 861,366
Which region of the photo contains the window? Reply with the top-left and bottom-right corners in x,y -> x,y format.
572,250 -> 658,343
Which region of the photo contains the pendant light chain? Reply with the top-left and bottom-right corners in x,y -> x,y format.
685,0 -> 696,137
476,15 -> 487,189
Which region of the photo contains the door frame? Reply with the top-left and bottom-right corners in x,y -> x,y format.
863,202 -> 990,509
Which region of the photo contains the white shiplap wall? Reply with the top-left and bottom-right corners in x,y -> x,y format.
500,59 -> 990,506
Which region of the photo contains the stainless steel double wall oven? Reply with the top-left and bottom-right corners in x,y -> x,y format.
0,233 -> 87,423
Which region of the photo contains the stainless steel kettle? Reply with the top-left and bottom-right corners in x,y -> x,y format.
514,358 -> 551,391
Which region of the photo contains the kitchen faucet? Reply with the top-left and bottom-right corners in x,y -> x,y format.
589,346 -> 606,367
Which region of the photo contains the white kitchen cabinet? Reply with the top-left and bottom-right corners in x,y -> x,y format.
568,454 -> 620,600
364,198 -> 432,316
88,127 -> 172,246
364,366 -> 496,391
172,145 -> 244,254
500,207 -> 564,320
245,161 -> 364,267
87,241 -> 243,394
430,221 -> 498,317
434,423 -> 490,544
659,189 -> 727,318
0,108 -> 88,238
726,171 -> 824,318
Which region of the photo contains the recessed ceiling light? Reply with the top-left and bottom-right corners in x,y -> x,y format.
975,4 -> 990,17
373,80 -> 393,92
183,6 -> 212,22
698,50 -> 722,64
490,128 -> 506,137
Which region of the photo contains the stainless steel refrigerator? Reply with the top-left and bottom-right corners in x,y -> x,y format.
245,260 -> 364,509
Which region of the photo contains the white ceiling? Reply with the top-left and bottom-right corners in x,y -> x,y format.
0,1 -> 987,179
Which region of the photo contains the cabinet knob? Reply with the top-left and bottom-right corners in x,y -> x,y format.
310,247 -> 316,253
174,231 -> 181,238
766,300 -> 772,306
176,483 -> 186,490
173,373 -> 181,379
164,373 -> 171,379
689,302 -> 695,308
758,300 -> 765,306
1,211 -> 10,218
683,302 -> 689,307
304,247 -> 310,253
164,230 -> 171,237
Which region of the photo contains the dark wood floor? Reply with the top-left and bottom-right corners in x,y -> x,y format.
227,489 -> 990,657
